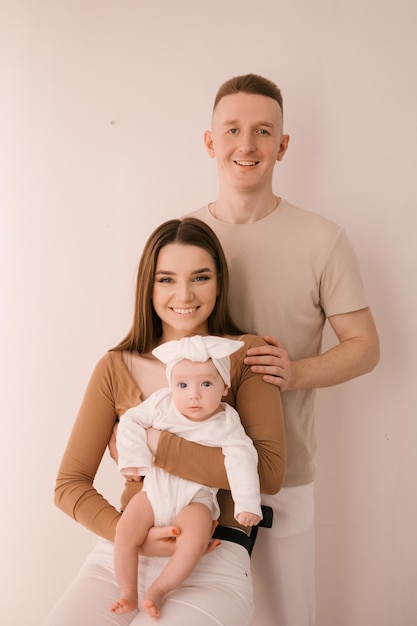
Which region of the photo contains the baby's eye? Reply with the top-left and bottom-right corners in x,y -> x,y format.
201,381 -> 212,387
178,382 -> 187,388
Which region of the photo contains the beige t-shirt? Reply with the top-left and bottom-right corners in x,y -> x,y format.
189,200 -> 368,487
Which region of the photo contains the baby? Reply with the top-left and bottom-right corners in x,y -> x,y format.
111,335 -> 262,619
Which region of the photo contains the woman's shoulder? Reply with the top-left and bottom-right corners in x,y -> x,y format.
88,350 -> 134,390
228,334 -> 267,374
229,333 -> 268,350
92,350 -> 143,412
93,349 -> 124,374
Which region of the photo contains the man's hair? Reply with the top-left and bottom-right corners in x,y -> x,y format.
213,73 -> 283,114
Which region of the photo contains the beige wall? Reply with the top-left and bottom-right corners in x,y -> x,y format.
1,1 -> 416,624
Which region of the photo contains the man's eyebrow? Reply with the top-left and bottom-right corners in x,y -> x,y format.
222,119 -> 275,128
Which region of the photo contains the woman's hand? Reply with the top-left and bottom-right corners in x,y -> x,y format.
138,521 -> 221,557
109,423 -> 160,458
146,427 -> 162,456
138,525 -> 180,557
109,424 -> 161,461
108,422 -> 119,463
244,335 -> 291,390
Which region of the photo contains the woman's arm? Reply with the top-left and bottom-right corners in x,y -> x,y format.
54,353 -> 142,542
154,335 -> 286,496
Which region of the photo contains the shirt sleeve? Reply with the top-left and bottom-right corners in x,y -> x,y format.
320,228 -> 368,317
54,353 -> 142,541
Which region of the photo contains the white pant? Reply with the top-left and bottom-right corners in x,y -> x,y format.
43,536 -> 253,626
251,483 -> 316,626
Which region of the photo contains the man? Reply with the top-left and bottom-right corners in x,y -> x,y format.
188,73 -> 380,626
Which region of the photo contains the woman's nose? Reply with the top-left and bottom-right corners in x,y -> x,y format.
176,280 -> 193,301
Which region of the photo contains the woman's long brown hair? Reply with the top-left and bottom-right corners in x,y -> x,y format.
112,218 -> 244,354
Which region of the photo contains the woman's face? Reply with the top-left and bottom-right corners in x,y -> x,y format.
152,243 -> 219,342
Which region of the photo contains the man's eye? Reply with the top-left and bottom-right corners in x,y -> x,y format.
257,128 -> 270,135
228,128 -> 238,134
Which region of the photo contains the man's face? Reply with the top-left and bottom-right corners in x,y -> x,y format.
204,92 -> 289,192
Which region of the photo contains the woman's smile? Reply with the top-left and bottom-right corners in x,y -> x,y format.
171,306 -> 200,315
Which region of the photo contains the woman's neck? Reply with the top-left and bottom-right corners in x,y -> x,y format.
158,328 -> 209,345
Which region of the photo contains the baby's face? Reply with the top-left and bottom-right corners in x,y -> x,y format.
170,359 -> 228,421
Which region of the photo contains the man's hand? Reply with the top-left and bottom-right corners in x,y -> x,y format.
244,336 -> 291,390
138,521 -> 221,557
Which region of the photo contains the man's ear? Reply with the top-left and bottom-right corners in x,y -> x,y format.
276,134 -> 290,162
204,130 -> 216,158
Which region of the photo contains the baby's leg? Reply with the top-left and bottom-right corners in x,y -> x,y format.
142,502 -> 213,619
111,491 -> 154,615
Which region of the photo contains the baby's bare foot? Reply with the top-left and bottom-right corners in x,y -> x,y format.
110,596 -> 138,615
142,598 -> 160,619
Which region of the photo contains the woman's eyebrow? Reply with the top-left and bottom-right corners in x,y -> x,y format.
192,267 -> 213,274
155,267 -> 213,276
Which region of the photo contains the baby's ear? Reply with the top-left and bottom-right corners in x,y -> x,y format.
222,385 -> 229,397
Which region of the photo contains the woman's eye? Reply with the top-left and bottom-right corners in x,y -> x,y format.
194,275 -> 209,282
157,277 -> 173,283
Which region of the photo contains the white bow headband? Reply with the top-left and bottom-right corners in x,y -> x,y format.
152,335 -> 244,387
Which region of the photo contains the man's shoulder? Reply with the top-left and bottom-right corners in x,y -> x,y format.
185,206 -> 208,220
278,199 -> 341,231
185,201 -> 342,234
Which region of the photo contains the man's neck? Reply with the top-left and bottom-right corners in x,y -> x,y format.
210,190 -> 280,224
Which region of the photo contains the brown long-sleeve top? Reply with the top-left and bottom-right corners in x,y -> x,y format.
54,334 -> 286,542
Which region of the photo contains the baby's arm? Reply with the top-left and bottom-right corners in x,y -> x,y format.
221,407 -> 263,523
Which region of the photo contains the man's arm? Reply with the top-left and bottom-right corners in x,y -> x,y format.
245,307 -> 380,391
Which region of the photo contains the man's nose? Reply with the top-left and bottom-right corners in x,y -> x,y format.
237,131 -> 256,152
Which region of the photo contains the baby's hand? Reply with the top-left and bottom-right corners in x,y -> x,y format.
236,511 -> 262,527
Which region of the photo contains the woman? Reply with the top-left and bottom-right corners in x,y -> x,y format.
45,218 -> 286,626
